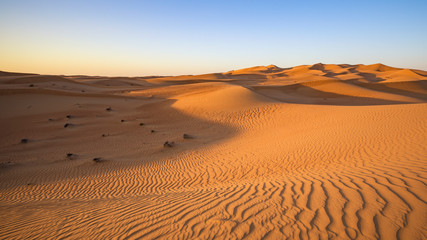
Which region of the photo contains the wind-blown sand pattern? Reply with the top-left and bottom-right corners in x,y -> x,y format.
0,63 -> 426,239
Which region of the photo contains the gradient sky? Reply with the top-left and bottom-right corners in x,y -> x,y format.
1,0 -> 427,76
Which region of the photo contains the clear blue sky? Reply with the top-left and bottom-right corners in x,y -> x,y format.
1,0 -> 426,76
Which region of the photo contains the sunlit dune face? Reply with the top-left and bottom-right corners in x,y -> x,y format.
0,63 -> 426,239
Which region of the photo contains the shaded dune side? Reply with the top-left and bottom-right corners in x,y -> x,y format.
0,65 -> 426,239
126,82 -> 227,99
355,80 -> 427,101
253,80 -> 427,105
0,93 -> 426,239
142,63 -> 427,89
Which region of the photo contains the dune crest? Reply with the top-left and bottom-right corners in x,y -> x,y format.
0,64 -> 426,239
172,83 -> 274,116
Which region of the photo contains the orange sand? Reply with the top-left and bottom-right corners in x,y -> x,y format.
0,63 -> 426,239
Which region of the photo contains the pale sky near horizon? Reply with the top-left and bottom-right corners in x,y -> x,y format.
1,0 -> 426,76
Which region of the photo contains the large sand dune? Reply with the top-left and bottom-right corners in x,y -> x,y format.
0,64 -> 426,239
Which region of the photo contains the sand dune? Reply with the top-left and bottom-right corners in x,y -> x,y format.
356,63 -> 401,72
172,83 -> 274,116
0,63 -> 426,239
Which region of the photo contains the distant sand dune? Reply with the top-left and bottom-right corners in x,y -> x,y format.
2,75 -> 72,84
0,64 -> 426,239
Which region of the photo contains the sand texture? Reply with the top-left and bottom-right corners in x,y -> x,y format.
0,63 -> 426,239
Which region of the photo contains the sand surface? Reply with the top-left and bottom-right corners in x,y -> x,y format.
0,63 -> 426,239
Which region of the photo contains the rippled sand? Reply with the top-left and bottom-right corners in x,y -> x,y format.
1,63 -> 426,239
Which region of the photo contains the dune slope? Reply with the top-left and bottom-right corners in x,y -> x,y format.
0,64 -> 426,239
